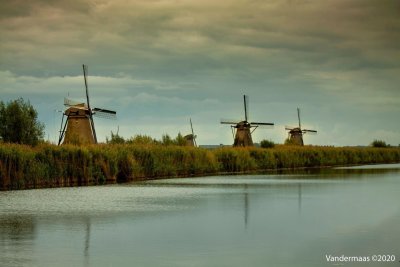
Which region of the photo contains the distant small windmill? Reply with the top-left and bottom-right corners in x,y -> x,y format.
285,108 -> 317,146
221,95 -> 274,147
58,64 -> 116,145
184,118 -> 197,147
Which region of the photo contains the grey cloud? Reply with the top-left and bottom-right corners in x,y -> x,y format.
2,0 -> 399,76
0,0 -> 91,18
1,0 -> 399,146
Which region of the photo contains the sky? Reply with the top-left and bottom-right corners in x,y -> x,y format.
0,0 -> 399,146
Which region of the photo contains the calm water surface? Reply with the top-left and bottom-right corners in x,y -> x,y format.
1,164 -> 400,267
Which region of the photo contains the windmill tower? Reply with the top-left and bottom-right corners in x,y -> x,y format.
184,118 -> 197,147
58,65 -> 116,145
285,108 -> 317,146
221,95 -> 274,147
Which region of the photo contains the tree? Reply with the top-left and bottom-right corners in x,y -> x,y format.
0,98 -> 44,146
370,139 -> 387,148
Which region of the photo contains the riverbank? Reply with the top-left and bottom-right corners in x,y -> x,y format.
1,143 -> 400,190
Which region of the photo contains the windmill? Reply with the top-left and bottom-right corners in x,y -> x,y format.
184,118 -> 197,147
221,95 -> 274,147
285,108 -> 317,146
58,64 -> 116,145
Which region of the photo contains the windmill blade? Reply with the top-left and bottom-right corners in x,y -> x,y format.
250,122 -> 274,129
82,64 -> 97,143
58,113 -> 66,145
190,118 -> 197,146
285,126 -> 295,131
221,119 -> 240,125
243,95 -> 249,122
92,107 -> 117,119
83,65 -> 91,111
297,107 -> 301,129
303,129 -> 317,134
190,118 -> 194,136
250,122 -> 274,126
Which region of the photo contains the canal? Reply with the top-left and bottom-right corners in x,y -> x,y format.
1,164 -> 399,266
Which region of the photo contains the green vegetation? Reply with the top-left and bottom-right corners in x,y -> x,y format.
1,143 -> 400,190
127,134 -> 158,145
260,139 -> 275,148
106,131 -> 126,144
284,138 -> 298,145
0,98 -> 44,146
107,133 -> 188,146
370,139 -> 388,148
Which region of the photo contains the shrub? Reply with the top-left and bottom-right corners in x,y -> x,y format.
284,138 -> 298,145
106,131 -> 125,144
260,139 -> 275,148
127,135 -> 158,145
371,140 -> 387,148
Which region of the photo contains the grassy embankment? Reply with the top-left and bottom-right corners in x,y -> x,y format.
1,143 -> 400,190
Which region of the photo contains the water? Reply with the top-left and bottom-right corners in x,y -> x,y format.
1,164 -> 400,267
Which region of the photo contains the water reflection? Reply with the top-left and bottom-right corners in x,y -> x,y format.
240,182 -> 304,229
0,164 -> 399,267
244,184 -> 249,228
266,163 -> 400,178
0,216 -> 36,266
84,218 -> 91,267
0,216 -> 36,241
298,183 -> 302,214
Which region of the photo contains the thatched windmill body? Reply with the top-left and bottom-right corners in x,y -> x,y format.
184,118 -> 197,147
58,65 -> 116,145
221,95 -> 274,147
285,108 -> 317,146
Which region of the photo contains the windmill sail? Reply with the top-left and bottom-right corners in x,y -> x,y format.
93,108 -> 117,119
190,118 -> 197,147
244,95 -> 249,122
297,107 -> 301,129
302,129 -> 317,134
58,64 -> 116,145
83,64 -> 97,143
251,122 -> 274,126
285,108 -> 317,145
220,94 -> 274,147
221,119 -> 241,125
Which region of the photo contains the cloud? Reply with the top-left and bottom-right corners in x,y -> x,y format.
0,0 -> 399,146
1,0 -> 399,77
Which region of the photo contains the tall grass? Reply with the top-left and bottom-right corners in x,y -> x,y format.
1,143 -> 399,190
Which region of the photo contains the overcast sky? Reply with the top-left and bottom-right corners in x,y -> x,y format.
1,0 -> 399,146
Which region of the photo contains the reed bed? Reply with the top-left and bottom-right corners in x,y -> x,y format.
1,143 -> 399,190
